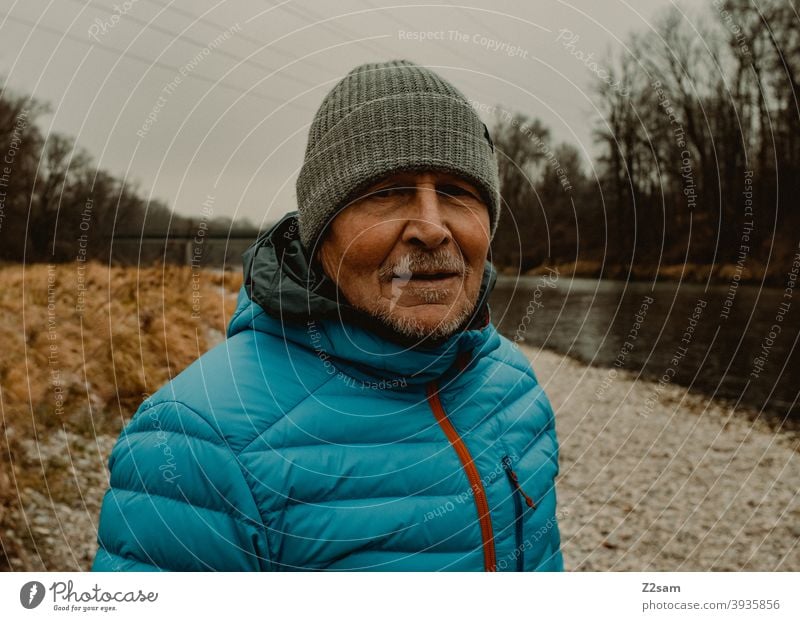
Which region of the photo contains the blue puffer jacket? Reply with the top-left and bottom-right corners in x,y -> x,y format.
92,212 -> 563,571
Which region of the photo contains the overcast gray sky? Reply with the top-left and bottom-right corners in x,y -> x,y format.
1,0 -> 702,228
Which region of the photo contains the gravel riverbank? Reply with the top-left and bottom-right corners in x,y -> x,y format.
522,344 -> 799,571
4,430 -> 116,571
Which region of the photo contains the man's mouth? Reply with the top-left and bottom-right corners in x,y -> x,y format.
387,265 -> 465,309
402,271 -> 460,281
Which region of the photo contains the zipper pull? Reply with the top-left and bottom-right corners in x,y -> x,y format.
502,455 -> 537,509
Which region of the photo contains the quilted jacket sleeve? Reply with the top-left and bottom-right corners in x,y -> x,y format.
91,400 -> 271,571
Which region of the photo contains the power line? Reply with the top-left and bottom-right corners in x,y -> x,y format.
1,10 -> 292,106
67,0 -> 320,90
139,0 -> 332,75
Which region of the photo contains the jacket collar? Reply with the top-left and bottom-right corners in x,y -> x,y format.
227,211 -> 501,385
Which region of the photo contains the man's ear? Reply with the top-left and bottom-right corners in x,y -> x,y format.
313,237 -> 335,283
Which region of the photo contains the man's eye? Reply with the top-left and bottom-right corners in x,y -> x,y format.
372,186 -> 407,199
438,184 -> 477,200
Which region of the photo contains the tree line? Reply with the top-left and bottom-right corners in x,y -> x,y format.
0,91 -> 257,264
489,0 -> 799,282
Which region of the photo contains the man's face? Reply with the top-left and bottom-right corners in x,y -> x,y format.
317,170 -> 491,345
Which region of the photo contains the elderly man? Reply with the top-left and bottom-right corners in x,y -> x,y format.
92,60 -> 563,571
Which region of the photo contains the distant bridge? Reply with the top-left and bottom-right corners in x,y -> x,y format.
109,233 -> 262,268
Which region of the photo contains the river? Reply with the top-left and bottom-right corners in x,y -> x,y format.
490,274 -> 799,427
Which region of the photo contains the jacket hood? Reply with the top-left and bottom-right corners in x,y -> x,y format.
226,211 -> 501,385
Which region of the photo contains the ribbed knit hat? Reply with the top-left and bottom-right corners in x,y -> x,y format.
295,59 -> 501,252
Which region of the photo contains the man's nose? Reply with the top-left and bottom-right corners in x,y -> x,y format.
401,185 -> 451,248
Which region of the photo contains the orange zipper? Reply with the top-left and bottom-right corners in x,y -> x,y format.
425,380 -> 496,571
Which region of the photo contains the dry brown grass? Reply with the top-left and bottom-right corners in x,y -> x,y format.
0,261 -> 243,569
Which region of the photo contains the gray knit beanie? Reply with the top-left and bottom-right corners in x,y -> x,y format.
295,59 -> 501,252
